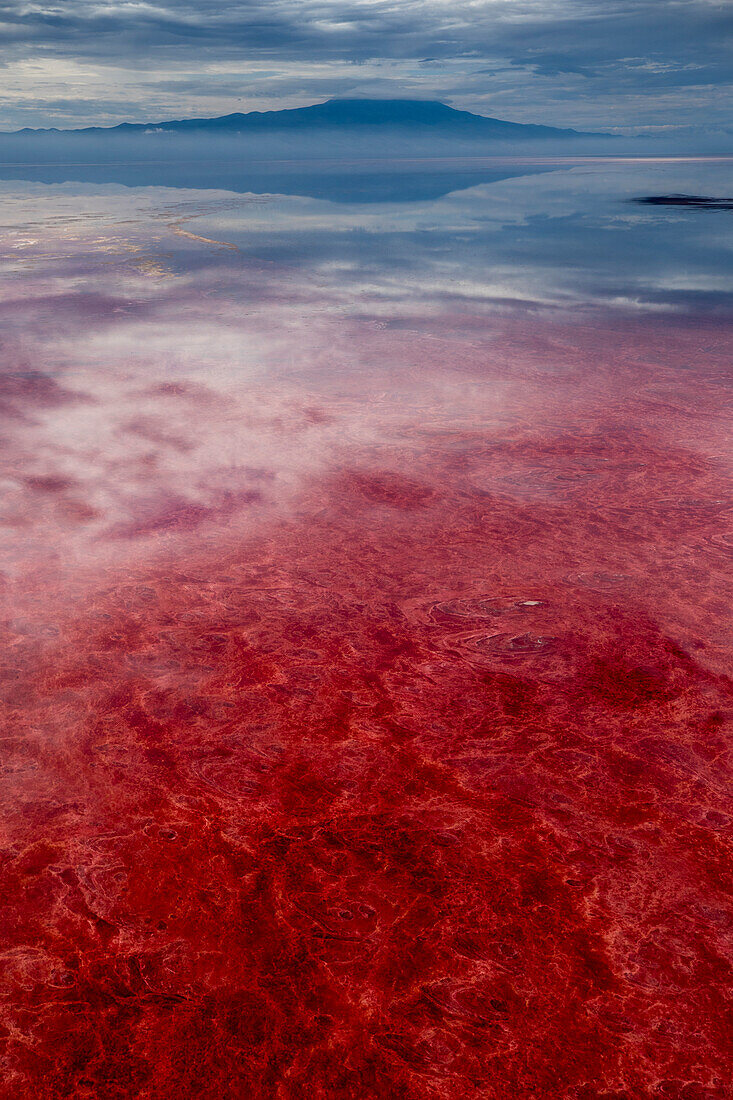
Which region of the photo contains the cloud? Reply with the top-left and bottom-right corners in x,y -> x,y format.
0,1 -> 730,132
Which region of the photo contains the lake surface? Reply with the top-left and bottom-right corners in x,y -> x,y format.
1,158 -> 732,1098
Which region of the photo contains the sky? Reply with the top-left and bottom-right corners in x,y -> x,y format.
0,0 -> 731,135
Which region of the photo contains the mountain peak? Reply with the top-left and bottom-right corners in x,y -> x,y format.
3,97 -> 603,139
127,97 -> 593,138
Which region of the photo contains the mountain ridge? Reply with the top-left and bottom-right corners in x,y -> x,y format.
7,98 -> 607,139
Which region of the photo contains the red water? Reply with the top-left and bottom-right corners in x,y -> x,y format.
1,248 -> 732,1098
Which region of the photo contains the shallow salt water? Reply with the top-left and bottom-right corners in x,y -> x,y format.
0,158 -> 732,1098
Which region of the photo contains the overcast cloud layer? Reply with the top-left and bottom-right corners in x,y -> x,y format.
0,0 -> 731,135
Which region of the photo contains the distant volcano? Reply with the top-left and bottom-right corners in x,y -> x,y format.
0,97 -> 624,200
12,98 -> 606,140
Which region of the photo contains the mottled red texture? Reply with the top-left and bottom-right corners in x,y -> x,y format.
1,310 -> 732,1099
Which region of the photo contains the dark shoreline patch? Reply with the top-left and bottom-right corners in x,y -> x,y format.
633,194 -> 733,210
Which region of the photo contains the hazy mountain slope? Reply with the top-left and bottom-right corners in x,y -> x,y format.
11,98 -> 603,139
